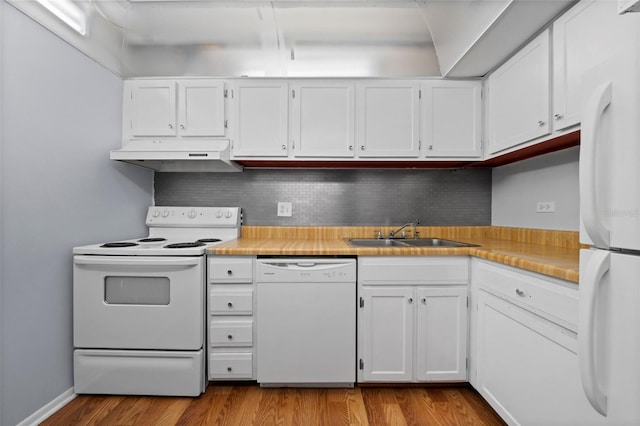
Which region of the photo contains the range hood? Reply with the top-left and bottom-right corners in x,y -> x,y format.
110,139 -> 243,172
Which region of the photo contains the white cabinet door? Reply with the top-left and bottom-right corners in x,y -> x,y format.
475,290 -> 608,425
231,81 -> 289,157
177,80 -> 225,137
361,287 -> 414,382
552,0 -> 635,131
125,80 -> 177,137
357,81 -> 420,158
486,30 -> 551,155
124,79 -> 225,139
416,287 -> 468,382
421,81 -> 482,158
290,82 -> 355,158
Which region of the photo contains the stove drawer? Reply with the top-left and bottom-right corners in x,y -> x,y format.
209,257 -> 253,283
209,289 -> 253,315
210,320 -> 254,347
209,352 -> 253,379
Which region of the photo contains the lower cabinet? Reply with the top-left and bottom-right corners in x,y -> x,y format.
207,256 -> 257,381
357,256 -> 469,383
471,259 -> 607,425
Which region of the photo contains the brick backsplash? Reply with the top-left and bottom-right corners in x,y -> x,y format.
154,169 -> 491,226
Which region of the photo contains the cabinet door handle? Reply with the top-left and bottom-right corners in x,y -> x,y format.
227,302 -> 233,308
349,145 -> 353,151
421,297 -> 426,304
227,270 -> 233,276
179,124 -> 185,129
168,124 -> 174,129
227,334 -> 233,340
554,113 -> 563,120
360,145 -> 365,151
515,289 -> 526,297
227,366 -> 233,372
281,144 -> 286,150
537,120 -> 546,127
408,297 -> 413,304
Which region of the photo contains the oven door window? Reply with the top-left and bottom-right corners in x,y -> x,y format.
104,276 -> 170,305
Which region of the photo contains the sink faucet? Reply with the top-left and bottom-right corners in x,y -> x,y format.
389,220 -> 420,239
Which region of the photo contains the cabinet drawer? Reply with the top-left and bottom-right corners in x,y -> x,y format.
209,289 -> 253,315
359,256 -> 469,285
209,353 -> 253,379
474,260 -> 578,329
210,320 -> 253,347
209,257 -> 253,283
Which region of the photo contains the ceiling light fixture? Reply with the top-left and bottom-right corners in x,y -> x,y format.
36,0 -> 88,35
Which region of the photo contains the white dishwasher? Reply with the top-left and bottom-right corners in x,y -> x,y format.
256,258 -> 356,387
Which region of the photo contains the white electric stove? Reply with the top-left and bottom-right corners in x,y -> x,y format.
72,206 -> 241,397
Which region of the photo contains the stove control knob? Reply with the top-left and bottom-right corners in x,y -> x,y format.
225,210 -> 233,218
216,210 -> 223,218
162,209 -> 170,218
188,209 -> 197,219
152,209 -> 161,218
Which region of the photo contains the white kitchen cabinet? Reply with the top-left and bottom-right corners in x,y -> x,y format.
472,259 -> 608,425
421,80 -> 482,158
230,80 -> 289,157
290,81 -> 355,158
360,287 -> 414,382
124,79 -> 226,139
358,256 -> 469,383
416,286 -> 468,381
356,81 -> 420,158
207,256 -> 256,381
552,0 -> 636,131
486,29 -> 551,155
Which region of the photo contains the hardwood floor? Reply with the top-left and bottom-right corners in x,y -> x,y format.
42,385 -> 505,425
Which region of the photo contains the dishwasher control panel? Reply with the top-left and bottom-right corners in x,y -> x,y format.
255,258 -> 356,283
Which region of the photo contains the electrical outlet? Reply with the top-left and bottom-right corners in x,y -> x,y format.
277,202 -> 292,217
536,201 -> 556,213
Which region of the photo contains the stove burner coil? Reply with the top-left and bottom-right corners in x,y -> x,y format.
138,238 -> 167,243
100,242 -> 139,248
196,238 -> 222,243
164,242 -> 206,249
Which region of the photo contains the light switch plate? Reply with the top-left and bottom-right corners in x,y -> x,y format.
277,202 -> 292,217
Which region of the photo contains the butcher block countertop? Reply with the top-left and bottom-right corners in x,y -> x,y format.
208,226 -> 583,283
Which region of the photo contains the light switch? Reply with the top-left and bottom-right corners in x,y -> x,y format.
277,202 -> 292,217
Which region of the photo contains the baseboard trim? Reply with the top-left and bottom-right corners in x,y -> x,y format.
16,387 -> 76,426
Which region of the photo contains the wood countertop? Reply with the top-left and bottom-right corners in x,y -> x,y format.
208,226 -> 582,283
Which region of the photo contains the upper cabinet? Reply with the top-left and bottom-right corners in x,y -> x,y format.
486,29 -> 551,155
552,0 -> 636,131
290,81 -> 356,158
230,80 -> 289,157
357,81 -> 420,158
421,80 -> 482,158
123,79 -> 227,140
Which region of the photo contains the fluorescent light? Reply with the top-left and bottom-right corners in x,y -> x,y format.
36,0 -> 87,35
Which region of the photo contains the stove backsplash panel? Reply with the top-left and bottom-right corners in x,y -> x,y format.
154,169 -> 491,226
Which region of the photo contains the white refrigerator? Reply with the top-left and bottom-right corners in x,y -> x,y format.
578,8 -> 640,424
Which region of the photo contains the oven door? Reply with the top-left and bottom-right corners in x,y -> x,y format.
74,255 -> 204,350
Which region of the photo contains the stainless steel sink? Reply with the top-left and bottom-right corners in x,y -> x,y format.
346,238 -> 478,248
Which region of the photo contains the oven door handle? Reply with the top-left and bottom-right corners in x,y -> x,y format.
74,256 -> 201,267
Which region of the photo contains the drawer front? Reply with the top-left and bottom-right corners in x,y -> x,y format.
210,321 -> 253,347
209,257 -> 253,283
359,256 -> 469,285
474,260 -> 578,329
209,289 -> 253,315
209,352 -> 253,379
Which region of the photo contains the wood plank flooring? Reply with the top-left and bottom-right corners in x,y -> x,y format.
42,385 -> 506,426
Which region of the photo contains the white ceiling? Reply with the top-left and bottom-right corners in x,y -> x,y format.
7,0 -> 576,77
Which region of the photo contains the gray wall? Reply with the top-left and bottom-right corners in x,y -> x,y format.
155,169 -> 492,226
0,6 -> 152,425
492,146 -> 580,231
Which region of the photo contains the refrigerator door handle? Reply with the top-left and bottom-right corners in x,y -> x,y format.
580,81 -> 612,249
578,250 -> 610,416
